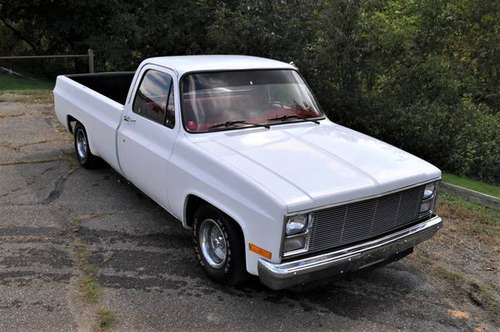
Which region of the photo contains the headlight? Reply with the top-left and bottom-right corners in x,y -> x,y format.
420,182 -> 438,213
423,183 -> 436,200
283,213 -> 313,256
285,214 -> 309,235
419,199 -> 434,213
283,235 -> 307,252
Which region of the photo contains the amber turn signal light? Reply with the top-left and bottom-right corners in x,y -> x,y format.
249,243 -> 272,259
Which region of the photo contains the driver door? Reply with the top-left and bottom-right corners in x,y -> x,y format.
117,66 -> 178,210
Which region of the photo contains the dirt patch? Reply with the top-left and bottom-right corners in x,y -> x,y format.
409,193 -> 500,327
0,90 -> 53,104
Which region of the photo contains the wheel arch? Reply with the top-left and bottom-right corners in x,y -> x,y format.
67,115 -> 98,157
184,194 -> 246,244
67,114 -> 78,134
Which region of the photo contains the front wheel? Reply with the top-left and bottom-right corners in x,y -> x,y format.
193,205 -> 247,285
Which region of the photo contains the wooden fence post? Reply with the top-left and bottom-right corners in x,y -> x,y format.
88,49 -> 94,73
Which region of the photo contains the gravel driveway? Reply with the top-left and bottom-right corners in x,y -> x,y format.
0,91 -> 497,331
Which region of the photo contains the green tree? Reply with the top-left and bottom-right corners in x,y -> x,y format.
0,0 -> 498,182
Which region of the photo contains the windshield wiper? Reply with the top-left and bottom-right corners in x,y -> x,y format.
266,114 -> 321,124
208,120 -> 270,130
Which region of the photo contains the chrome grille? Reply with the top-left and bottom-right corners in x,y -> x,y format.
309,185 -> 425,254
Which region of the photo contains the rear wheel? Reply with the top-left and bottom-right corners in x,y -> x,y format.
73,122 -> 100,169
193,205 -> 247,285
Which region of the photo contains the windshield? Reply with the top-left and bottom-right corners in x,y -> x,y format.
181,69 -> 323,133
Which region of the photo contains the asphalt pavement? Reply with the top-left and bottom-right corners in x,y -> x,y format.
0,96 -> 484,331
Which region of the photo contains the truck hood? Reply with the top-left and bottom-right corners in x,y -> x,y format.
190,121 -> 441,212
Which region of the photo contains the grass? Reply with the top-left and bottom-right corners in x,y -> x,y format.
97,308 -> 116,331
73,217 -> 101,304
75,240 -> 101,304
72,219 -> 117,329
443,173 -> 500,198
438,193 -> 500,238
0,73 -> 54,90
80,275 -> 101,304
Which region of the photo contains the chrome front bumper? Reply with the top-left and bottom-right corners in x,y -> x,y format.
258,215 -> 442,290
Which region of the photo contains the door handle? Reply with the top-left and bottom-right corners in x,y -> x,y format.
123,115 -> 136,123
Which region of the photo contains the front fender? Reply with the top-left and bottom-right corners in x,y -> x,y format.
168,138 -> 286,274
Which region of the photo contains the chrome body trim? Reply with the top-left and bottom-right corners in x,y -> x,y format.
259,215 -> 442,290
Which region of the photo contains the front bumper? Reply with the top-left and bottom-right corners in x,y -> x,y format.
258,215 -> 442,290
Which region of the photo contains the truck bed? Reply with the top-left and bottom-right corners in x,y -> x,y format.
54,72 -> 135,173
67,72 -> 134,105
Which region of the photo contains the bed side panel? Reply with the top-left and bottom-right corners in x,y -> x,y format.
53,75 -> 124,172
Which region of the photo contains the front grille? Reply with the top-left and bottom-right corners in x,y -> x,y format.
308,185 -> 425,254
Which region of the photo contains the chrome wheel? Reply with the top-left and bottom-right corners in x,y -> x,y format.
76,128 -> 88,160
199,218 -> 227,268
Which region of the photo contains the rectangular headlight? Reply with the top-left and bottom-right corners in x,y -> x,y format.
283,213 -> 313,256
423,183 -> 436,200
420,199 -> 434,213
420,181 -> 439,214
285,214 -> 309,235
283,234 -> 307,252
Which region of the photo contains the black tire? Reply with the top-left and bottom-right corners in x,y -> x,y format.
193,205 -> 247,285
73,122 -> 100,169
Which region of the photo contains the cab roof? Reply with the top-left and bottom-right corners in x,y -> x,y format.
144,55 -> 296,76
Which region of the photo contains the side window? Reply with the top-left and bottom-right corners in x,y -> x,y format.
132,70 -> 175,127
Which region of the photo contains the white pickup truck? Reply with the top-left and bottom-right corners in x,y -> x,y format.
54,55 -> 442,290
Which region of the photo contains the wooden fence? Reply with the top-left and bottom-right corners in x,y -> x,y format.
0,49 -> 94,73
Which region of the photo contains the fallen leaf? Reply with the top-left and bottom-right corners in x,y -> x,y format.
448,310 -> 470,320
